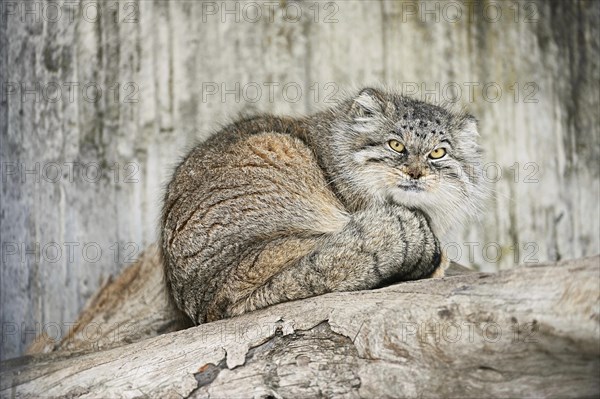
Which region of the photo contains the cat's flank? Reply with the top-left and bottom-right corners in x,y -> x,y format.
161,87 -> 483,324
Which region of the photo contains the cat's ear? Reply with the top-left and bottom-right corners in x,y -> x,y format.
460,115 -> 480,137
350,88 -> 385,118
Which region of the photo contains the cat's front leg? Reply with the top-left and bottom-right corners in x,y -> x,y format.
221,205 -> 443,318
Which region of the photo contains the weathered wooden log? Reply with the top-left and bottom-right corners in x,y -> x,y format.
2,255 -> 598,398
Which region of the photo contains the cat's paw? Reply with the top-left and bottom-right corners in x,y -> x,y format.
428,250 -> 450,278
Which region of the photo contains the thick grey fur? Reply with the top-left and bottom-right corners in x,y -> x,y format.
160,87 -> 483,324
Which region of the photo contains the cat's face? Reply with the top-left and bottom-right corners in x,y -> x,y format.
331,88 -> 483,233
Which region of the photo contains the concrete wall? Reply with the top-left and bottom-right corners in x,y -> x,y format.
1,0 -> 598,359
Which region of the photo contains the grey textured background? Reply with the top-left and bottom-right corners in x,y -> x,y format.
1,0 -> 599,360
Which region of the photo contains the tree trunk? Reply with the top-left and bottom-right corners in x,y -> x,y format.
2,254 -> 598,398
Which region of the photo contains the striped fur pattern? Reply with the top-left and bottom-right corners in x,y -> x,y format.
161,88 -> 483,324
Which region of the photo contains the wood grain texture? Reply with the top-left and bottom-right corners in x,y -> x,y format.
2,255 -> 599,398
1,0 -> 599,360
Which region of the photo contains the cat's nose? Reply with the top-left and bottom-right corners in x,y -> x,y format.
407,168 -> 423,179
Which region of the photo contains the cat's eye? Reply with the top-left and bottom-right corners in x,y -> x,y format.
429,148 -> 447,159
388,140 -> 405,153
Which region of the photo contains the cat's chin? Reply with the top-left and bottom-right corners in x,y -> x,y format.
388,187 -> 435,208
387,189 -> 463,240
